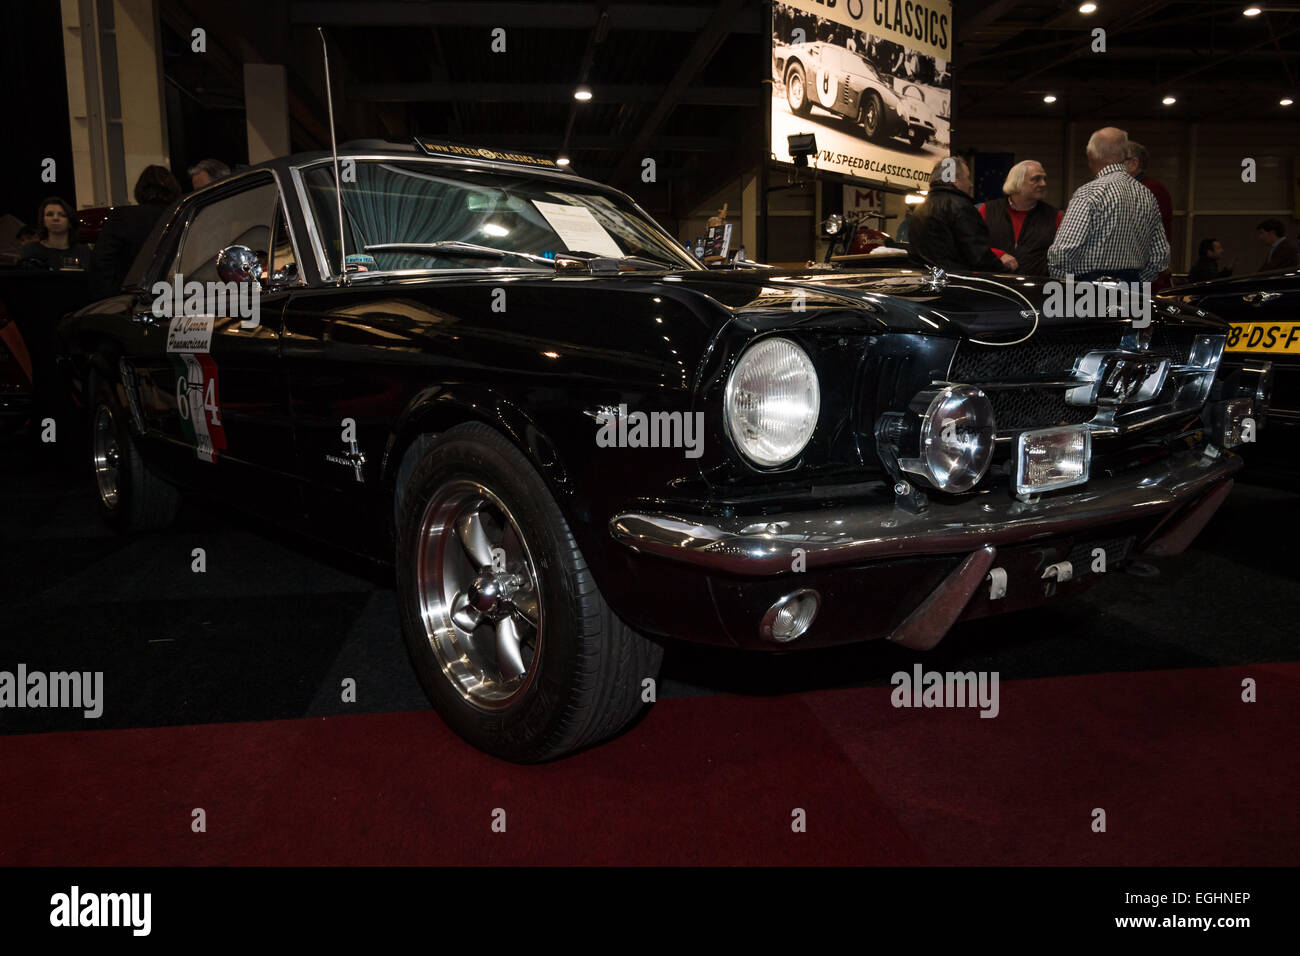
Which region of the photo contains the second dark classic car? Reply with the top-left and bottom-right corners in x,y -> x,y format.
58,139 -> 1262,761
1160,268 -> 1297,446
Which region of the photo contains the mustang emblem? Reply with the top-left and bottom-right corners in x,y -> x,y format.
1067,351 -> 1170,406
1098,357 -> 1163,405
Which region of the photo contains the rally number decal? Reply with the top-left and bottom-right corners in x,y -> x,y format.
815,68 -> 840,109
172,353 -> 226,463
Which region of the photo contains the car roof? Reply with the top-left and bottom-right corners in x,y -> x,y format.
201,140 -> 624,200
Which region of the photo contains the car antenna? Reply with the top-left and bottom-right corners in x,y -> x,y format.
318,27 -> 349,286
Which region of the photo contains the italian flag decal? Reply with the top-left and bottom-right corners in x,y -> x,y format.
171,352 -> 227,463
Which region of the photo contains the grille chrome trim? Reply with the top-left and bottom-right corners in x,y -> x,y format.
947,327 -> 1224,440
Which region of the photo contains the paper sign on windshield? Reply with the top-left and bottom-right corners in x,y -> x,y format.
532,201 -> 622,258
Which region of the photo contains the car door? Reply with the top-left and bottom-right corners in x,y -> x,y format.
128,172 -> 300,510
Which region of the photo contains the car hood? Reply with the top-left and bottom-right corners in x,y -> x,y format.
658,266 -> 1226,340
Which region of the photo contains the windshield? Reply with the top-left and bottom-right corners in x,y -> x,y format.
302,160 -> 702,275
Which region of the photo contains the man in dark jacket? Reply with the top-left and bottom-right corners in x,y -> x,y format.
1256,218 -> 1299,272
908,156 -> 1013,274
89,165 -> 182,299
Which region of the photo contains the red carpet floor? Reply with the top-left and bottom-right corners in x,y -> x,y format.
1,663 -> 1297,866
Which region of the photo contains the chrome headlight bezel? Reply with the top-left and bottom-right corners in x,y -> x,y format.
724,337 -> 821,468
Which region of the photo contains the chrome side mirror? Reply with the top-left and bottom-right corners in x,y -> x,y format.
216,245 -> 264,286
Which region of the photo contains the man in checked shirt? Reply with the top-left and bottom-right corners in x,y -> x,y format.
1048,127 -> 1169,283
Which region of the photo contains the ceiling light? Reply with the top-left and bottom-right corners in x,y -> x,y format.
1162,95 -> 1177,105
574,85 -> 593,101
1243,6 -> 1262,15
1282,97 -> 1294,106
556,155 -> 571,166
1043,94 -> 1057,103
1079,2 -> 1097,12
481,223 -> 509,237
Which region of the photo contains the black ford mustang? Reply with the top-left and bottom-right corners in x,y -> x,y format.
57,140 -> 1260,761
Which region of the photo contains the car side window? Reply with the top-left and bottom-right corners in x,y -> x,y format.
268,202 -> 299,285
175,179 -> 278,284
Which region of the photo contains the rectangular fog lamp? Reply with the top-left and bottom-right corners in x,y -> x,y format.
1015,425 -> 1091,498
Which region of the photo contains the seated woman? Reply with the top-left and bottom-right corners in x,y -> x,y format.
20,197 -> 92,270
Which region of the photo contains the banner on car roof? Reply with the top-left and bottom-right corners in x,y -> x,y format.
414,139 -> 563,169
771,0 -> 952,189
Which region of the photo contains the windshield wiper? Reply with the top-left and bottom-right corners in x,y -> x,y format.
558,251 -> 683,273
362,242 -> 687,275
363,241 -> 557,267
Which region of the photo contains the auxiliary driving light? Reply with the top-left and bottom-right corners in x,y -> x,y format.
761,589 -> 821,642
1015,425 -> 1091,498
1232,360 -> 1273,425
897,385 -> 996,493
1215,397 -> 1255,449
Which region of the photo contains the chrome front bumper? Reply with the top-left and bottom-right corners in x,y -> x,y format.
610,448 -> 1242,576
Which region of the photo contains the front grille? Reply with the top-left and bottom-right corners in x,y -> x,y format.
950,327 -> 1200,432
951,328 -> 1184,381
985,387 -> 1095,430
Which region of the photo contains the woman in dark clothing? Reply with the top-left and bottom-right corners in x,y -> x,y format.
90,165 -> 182,298
19,197 -> 92,270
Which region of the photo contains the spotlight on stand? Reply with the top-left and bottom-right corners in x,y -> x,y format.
787,133 -> 818,168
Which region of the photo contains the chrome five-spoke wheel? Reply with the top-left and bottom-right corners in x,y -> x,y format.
92,404 -> 121,510
415,480 -> 543,710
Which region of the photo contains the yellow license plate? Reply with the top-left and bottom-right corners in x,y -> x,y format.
1226,322 -> 1300,354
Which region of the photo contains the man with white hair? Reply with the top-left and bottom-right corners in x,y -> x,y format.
978,160 -> 1062,275
1048,127 -> 1168,281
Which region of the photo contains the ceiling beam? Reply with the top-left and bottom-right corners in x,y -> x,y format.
165,0 -> 334,149
955,0 -> 1023,47
290,1 -> 761,32
964,1 -> 1174,110
610,0 -> 748,186
1073,24 -> 1300,117
961,74 -> 1300,90
349,82 -> 761,106
562,10 -> 611,155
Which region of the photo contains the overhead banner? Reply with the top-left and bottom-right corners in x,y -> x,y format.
771,0 -> 952,189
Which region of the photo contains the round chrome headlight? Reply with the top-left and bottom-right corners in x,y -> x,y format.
725,337 -> 820,467
901,385 -> 995,492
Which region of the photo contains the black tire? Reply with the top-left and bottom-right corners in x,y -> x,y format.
907,127 -> 928,150
861,92 -> 885,141
395,422 -> 663,763
89,373 -> 181,532
785,62 -> 812,118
